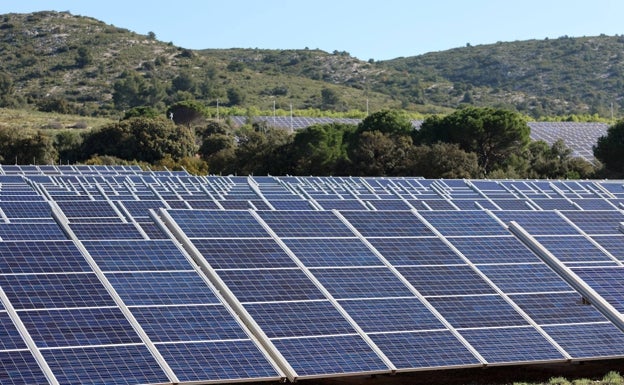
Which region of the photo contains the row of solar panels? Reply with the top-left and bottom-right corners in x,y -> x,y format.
1,166 -> 624,385
228,117 -> 608,161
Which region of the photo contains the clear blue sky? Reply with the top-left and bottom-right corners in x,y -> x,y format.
3,0 -> 623,61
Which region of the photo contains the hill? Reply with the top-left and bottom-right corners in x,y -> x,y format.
0,11 -> 623,118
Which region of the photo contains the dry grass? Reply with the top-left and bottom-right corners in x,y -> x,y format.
0,108 -> 113,132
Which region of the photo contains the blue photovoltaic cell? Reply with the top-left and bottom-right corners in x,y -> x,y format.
448,236 -> 541,264
137,221 -> 168,240
561,210 -> 624,235
168,210 -> 269,238
535,236 -> 614,264
19,307 -> 142,348
284,238 -> 382,267
493,211 -> 579,235
572,267 -> 624,312
83,240 -> 191,271
0,223 -> 67,240
398,266 -> 496,296
592,235 -> 624,261
119,200 -> 167,218
338,297 -> 446,333
491,199 -> 532,210
0,350 -> 50,385
269,200 -> 315,210
187,200 -> 220,210
316,199 -> 367,211
510,292 -> 609,325
69,223 -> 144,240
258,211 -> 354,238
0,201 -> 52,218
217,269 -> 325,302
41,344 -> 169,385
477,264 -> 573,293
459,327 -> 565,363
370,330 -> 480,370
368,237 -> 465,266
340,211 -> 433,237
272,335 -> 389,377
542,323 -> 624,358
428,295 -> 528,328
244,300 -> 356,338
366,200 -> 411,210
106,271 -> 220,306
0,273 -> 116,309
312,267 -> 414,299
157,340 -> 281,382
131,305 -> 249,342
192,238 -> 298,269
56,200 -> 120,219
0,312 -> 27,350
531,198 -> 578,211
419,211 -> 508,236
0,241 -> 91,274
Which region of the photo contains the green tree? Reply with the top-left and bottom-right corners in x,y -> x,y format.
167,100 -> 207,128
226,87 -> 245,106
347,131 -> 414,176
286,123 -> 354,175
234,128 -> 293,175
594,120 -> 624,177
321,87 -> 341,110
408,142 -> 480,178
80,117 -> 196,163
0,128 -> 57,164
112,71 -> 165,111
75,46 -> 93,68
0,72 -> 15,107
418,107 -> 530,173
357,109 -> 414,136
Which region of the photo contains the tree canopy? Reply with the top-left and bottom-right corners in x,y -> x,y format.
594,120 -> 624,177
418,107 -> 531,174
80,116 -> 196,163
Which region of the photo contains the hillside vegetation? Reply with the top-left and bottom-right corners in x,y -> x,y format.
1,11 -> 623,119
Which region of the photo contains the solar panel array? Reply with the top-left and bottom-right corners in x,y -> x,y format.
1,165 -> 624,384
229,117 -> 608,161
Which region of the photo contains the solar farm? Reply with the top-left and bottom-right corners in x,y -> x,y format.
1,165 -> 624,384
229,117 -> 608,161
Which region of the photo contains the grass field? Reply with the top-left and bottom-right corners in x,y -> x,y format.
0,108 -> 113,132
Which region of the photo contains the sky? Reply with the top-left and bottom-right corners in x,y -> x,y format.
3,0 -> 624,61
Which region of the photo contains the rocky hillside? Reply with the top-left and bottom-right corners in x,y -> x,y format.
1,11 -> 623,119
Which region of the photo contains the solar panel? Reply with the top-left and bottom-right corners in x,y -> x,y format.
0,350 -> 51,385
40,345 -> 170,385
284,238 -> 382,267
157,341 -> 281,382
192,238 -> 298,269
369,331 -> 481,370
542,323 -> 624,359
448,236 -> 542,264
257,211 -> 354,238
7,167 -> 624,383
338,297 -> 446,332
419,211 -> 508,236
271,335 -> 389,377
312,267 -> 415,299
427,295 -> 529,328
458,327 -> 565,363
368,237 -> 465,265
19,307 -> 142,347
398,265 -> 496,296
340,211 -> 434,237
168,210 -> 269,238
